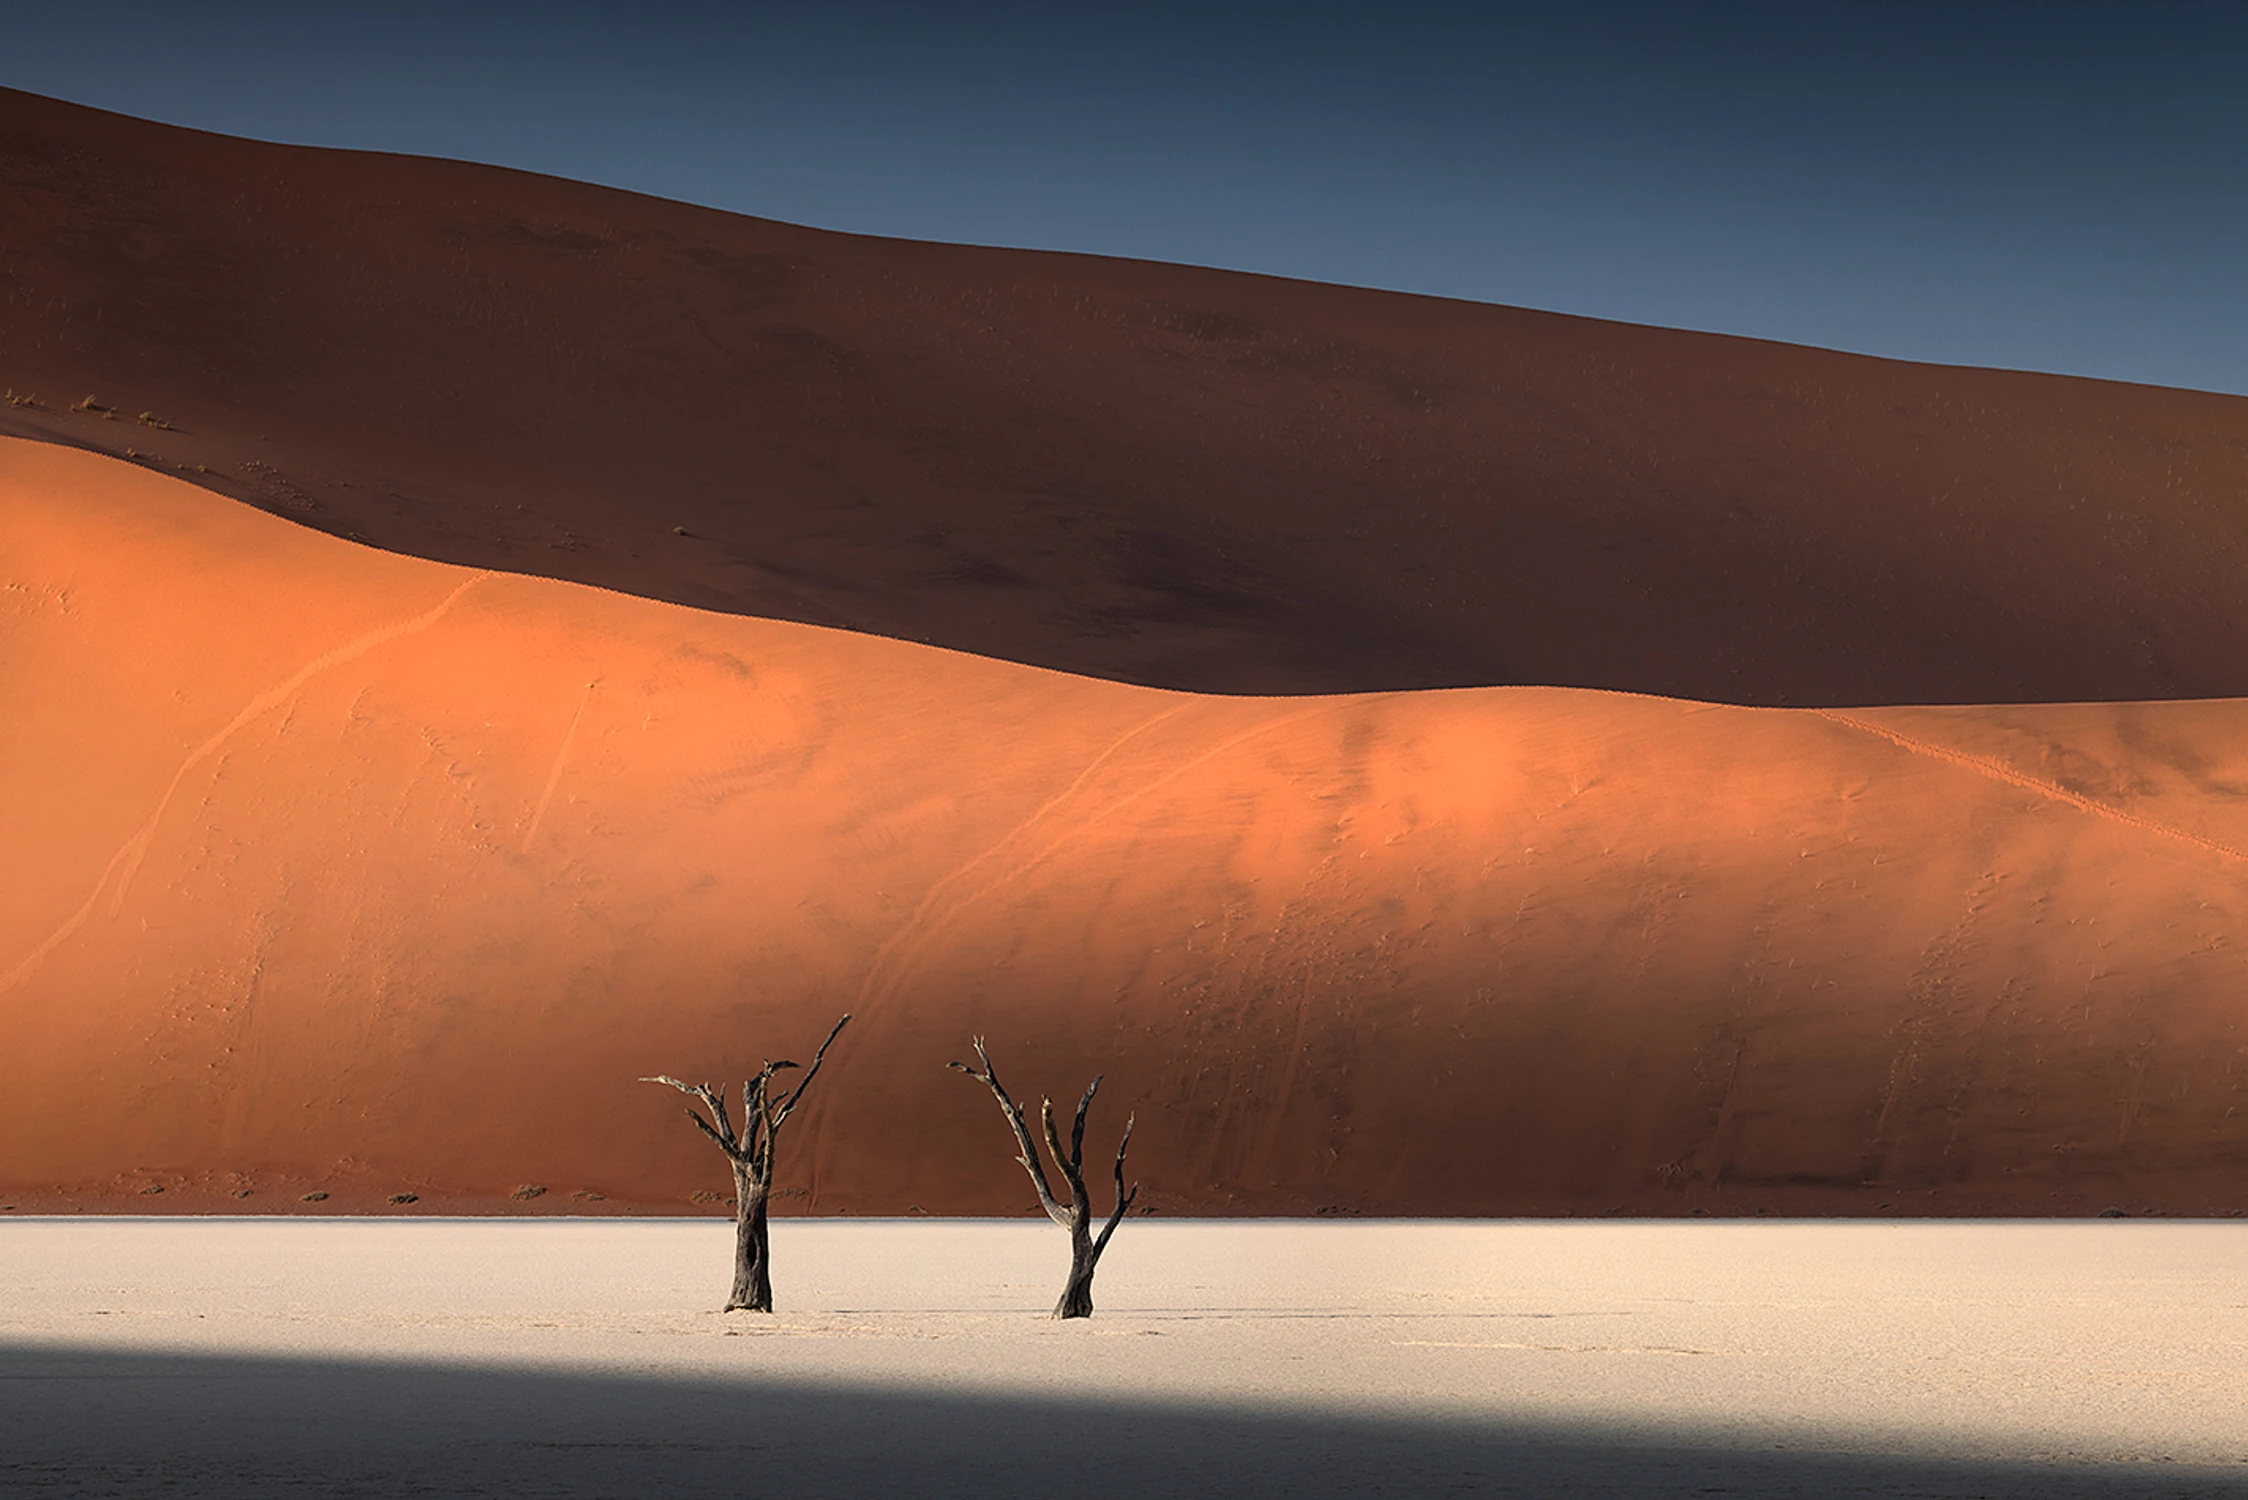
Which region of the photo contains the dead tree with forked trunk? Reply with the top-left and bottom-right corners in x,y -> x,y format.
949,1036 -> 1137,1319
642,1013 -> 850,1312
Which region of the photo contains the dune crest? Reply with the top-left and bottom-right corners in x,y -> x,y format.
6,86 -> 2248,703
6,438 -> 2247,1215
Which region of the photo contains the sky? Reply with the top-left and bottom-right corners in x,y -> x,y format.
5,0 -> 2245,395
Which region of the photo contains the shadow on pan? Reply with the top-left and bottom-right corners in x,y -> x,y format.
1,1343 -> 2237,1498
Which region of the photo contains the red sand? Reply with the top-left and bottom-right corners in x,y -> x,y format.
6,86 -> 2248,704
7,436 -> 2247,1216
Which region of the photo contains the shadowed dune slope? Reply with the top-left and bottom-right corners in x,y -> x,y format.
7,87 -> 2248,704
6,438 -> 2248,1215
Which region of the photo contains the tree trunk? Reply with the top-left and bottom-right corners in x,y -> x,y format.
1053,1217 -> 1097,1319
728,1162 -> 772,1313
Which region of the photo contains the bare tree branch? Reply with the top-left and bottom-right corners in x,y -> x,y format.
1091,1112 -> 1138,1262
641,1075 -> 741,1157
774,1012 -> 852,1125
685,1108 -> 735,1156
744,1066 -> 783,1165
709,1084 -> 738,1154
1040,1097 -> 1071,1191
1069,1074 -> 1102,1170
948,1037 -> 1067,1224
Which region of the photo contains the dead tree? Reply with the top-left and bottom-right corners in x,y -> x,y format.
949,1036 -> 1137,1319
642,1013 -> 850,1312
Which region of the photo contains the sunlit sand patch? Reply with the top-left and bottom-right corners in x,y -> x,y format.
2,1218 -> 2244,1500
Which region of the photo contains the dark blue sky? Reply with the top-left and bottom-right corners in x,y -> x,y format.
7,2 -> 2244,394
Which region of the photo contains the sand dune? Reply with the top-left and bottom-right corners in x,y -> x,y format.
6,437 -> 2247,1214
6,87 -> 2248,703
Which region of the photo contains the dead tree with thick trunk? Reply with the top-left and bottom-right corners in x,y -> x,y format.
642,1012 -> 850,1312
949,1036 -> 1137,1319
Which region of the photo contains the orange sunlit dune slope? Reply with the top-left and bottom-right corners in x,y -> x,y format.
6,436 -> 2246,1215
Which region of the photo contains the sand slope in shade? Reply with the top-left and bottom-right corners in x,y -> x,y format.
7,86 -> 2248,704
5,437 -> 2248,1215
